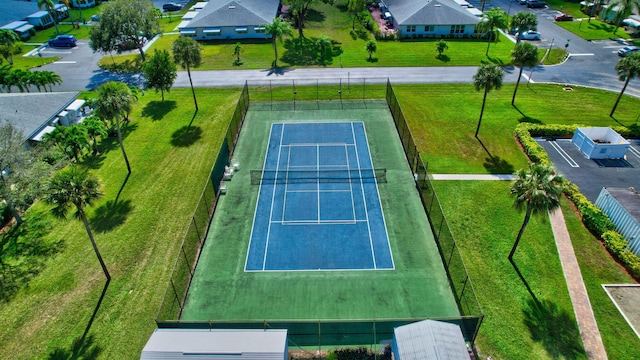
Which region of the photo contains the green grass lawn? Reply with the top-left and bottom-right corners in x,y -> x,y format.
556,18 -> 636,41
0,88 -> 239,358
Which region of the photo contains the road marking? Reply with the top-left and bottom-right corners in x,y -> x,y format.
548,140 -> 580,167
568,53 -> 595,56
628,145 -> 640,160
43,51 -> 72,54
53,61 -> 77,64
522,73 -> 535,83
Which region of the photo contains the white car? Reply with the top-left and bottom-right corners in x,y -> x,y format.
519,30 -> 541,40
618,46 -> 639,57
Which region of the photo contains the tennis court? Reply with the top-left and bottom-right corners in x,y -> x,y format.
246,122 -> 393,271
181,100 -> 459,322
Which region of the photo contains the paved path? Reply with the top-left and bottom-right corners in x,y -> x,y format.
432,174 -> 608,359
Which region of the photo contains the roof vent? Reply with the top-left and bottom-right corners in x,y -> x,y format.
435,4 -> 441,6
229,5 -> 235,9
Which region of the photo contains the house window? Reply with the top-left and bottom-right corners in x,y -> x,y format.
424,25 -> 434,32
236,27 -> 248,34
406,25 -> 416,32
254,26 -> 266,33
450,25 -> 464,34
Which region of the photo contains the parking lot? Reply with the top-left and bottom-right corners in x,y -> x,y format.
537,138 -> 640,202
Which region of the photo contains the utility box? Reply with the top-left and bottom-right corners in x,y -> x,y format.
571,127 -> 630,159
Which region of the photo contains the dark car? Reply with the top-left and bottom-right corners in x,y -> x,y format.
527,0 -> 546,8
48,34 -> 77,48
554,13 -> 574,21
162,2 -> 182,11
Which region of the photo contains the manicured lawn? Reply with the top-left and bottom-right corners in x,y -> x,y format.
556,18 -> 635,41
393,83 -> 640,173
0,88 -> 239,358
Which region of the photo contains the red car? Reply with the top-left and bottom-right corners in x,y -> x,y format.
554,13 -> 574,21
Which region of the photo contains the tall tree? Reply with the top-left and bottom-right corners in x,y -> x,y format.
510,12 -> 537,44
0,122 -> 30,224
264,17 -> 293,68
142,49 -> 177,101
610,52 -> 640,117
172,37 -> 202,111
284,0 -> 336,38
473,64 -> 504,137
38,0 -> 70,35
476,8 -> 509,56
365,40 -> 377,60
45,166 -> 110,281
95,82 -> 137,174
88,0 -> 159,61
606,0 -> 640,34
0,29 -> 21,65
509,163 -> 565,260
511,42 -> 539,106
347,0 -> 367,29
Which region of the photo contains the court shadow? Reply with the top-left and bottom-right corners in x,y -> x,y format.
46,333 -> 102,360
141,100 -> 177,121
522,297 -> 585,358
90,199 -> 133,234
171,125 -> 202,147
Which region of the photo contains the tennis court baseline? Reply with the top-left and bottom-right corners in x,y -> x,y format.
245,122 -> 394,271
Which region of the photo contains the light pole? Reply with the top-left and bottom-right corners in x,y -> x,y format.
508,0 -> 513,16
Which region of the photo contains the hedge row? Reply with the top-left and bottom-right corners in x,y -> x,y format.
515,123 -> 640,280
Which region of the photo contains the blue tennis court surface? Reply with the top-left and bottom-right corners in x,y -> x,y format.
245,122 -> 394,271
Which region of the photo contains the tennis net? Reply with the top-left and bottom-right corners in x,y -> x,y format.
250,168 -> 387,185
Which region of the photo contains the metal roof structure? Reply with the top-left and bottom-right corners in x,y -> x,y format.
141,329 -> 288,360
393,320 -> 469,360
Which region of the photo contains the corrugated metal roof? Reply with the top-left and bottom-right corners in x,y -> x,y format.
141,329 -> 287,360
606,187 -> 640,221
394,320 -> 468,360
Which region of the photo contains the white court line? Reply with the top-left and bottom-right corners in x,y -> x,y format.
262,125 -> 286,271
548,140 -> 580,167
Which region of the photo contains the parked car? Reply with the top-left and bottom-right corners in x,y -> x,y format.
519,0 -> 528,4
527,0 -> 546,8
162,2 -> 182,11
618,46 -> 640,57
519,30 -> 542,40
554,13 -> 574,21
48,34 -> 77,48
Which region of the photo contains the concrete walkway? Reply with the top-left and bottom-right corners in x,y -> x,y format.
432,174 -> 608,359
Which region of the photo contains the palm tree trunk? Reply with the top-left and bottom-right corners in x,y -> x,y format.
186,65 -> 198,111
272,38 -> 278,67
115,115 -> 131,174
512,66 -> 524,106
137,45 -> 146,62
297,12 -> 304,38
475,87 -> 489,137
80,209 -> 111,281
485,28 -> 493,56
7,202 -> 23,225
610,77 -> 630,117
509,208 -> 532,261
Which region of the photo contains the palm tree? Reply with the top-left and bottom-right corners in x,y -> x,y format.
316,35 -> 332,64
95,81 -> 136,174
511,42 -> 539,106
264,17 -> 293,68
436,39 -> 449,58
473,64 -> 504,137
173,37 -> 202,111
81,116 -> 108,155
510,12 -> 537,44
606,0 -> 640,34
40,70 -> 62,92
38,0 -> 70,35
365,40 -> 377,61
476,8 -> 510,55
0,29 -> 21,65
611,52 -> 640,117
45,166 -> 110,281
509,163 -> 565,261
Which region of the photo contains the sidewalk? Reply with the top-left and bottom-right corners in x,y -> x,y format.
432,174 -> 608,359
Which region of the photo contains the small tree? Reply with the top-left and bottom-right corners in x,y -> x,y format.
509,163 -> 565,260
611,52 -> 640,117
0,29 -> 21,65
173,37 -> 202,111
316,35 -> 333,64
473,64 -> 504,137
264,17 -> 293,67
365,40 -> 377,60
347,0 -> 367,29
511,42 -> 539,106
436,39 -> 449,57
143,49 -> 177,101
232,42 -> 243,65
81,116 -> 108,155
510,12 -> 537,44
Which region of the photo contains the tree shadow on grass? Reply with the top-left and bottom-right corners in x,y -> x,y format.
477,136 -> 515,174
0,210 -> 64,302
436,54 -> 450,63
513,105 -> 542,124
523,298 -> 585,358
141,100 -> 177,121
171,125 -> 202,147
481,55 -> 505,65
366,57 -> 379,63
282,37 -> 321,66
90,199 -> 133,234
46,334 -> 102,360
